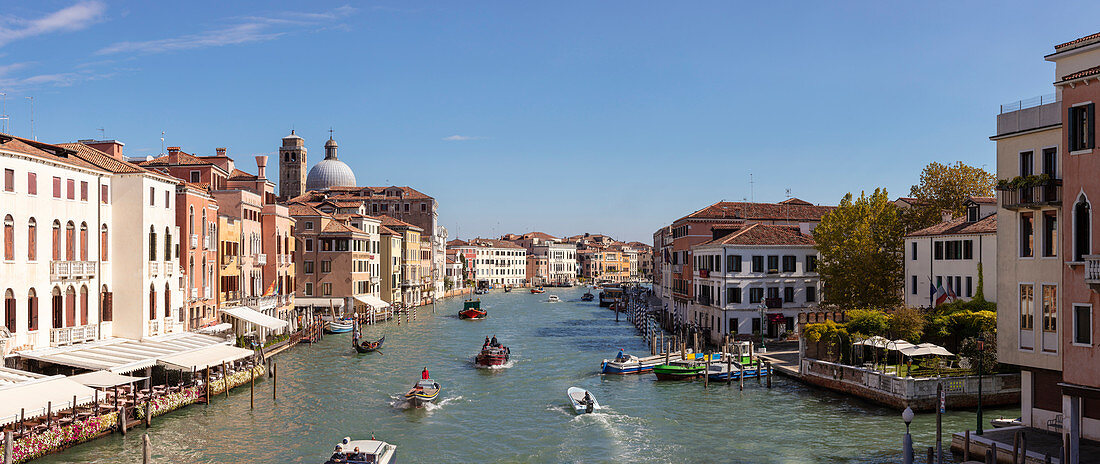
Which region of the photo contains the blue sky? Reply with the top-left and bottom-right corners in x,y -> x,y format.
0,1 -> 1096,243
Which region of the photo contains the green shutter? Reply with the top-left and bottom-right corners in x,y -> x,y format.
1069,107 -> 1078,151
1088,103 -> 1096,149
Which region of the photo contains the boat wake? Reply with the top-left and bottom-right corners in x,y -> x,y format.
390,394 -> 464,411
473,359 -> 515,370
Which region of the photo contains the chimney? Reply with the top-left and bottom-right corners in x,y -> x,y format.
255,155 -> 268,179
216,147 -> 226,157
79,139 -> 126,160
166,146 -> 181,163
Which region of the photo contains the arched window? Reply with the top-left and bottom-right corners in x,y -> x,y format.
52,220 -> 61,260
99,285 -> 112,322
80,222 -> 88,261
28,218 -> 37,261
188,256 -> 195,289
3,215 -> 13,261
201,257 -> 207,290
100,224 -> 108,261
188,206 -> 194,237
65,285 -> 75,327
164,282 -> 171,319
164,226 -> 172,262
148,284 -> 157,320
148,226 -> 157,261
27,288 -> 38,331
1076,197 -> 1092,262
65,221 -> 75,261
50,286 -> 62,329
79,285 -> 89,325
201,209 -> 207,247
4,289 -> 15,332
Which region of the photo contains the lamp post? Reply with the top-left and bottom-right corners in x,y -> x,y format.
902,406 -> 915,464
976,335 -> 985,436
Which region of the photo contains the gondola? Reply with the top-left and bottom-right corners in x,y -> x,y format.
353,334 -> 385,353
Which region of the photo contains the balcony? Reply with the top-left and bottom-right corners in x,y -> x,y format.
49,324 -> 98,347
222,254 -> 236,267
190,234 -> 198,249
244,295 -> 278,310
148,319 -> 160,336
49,260 -> 96,281
205,287 -> 212,299
1086,255 -> 1100,291
165,262 -> 174,276
998,177 -> 1062,210
254,254 -> 268,265
148,261 -> 159,277
190,288 -> 198,299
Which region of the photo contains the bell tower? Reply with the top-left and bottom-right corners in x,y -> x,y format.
279,130 -> 307,199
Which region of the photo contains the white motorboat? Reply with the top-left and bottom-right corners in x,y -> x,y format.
600,350 -> 691,374
991,417 -> 1023,428
324,436 -> 397,464
567,386 -> 601,414
547,295 -> 560,302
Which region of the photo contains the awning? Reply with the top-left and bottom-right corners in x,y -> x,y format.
294,297 -> 345,309
0,366 -> 48,387
0,377 -> 98,426
900,343 -> 954,357
220,306 -> 289,330
198,322 -> 233,334
356,294 -> 391,309
157,344 -> 256,371
853,335 -> 890,347
69,370 -> 148,388
16,333 -> 230,374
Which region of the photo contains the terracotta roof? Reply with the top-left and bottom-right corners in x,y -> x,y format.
968,196 -> 996,205
379,225 -> 399,236
1055,32 -> 1100,52
522,231 -> 558,240
469,238 -> 525,249
377,214 -> 422,231
322,220 -> 363,234
1061,65 -> 1100,82
906,214 -> 997,237
447,239 -> 469,247
698,223 -> 816,247
140,151 -> 207,167
0,134 -> 107,172
287,202 -> 323,217
778,198 -> 813,206
677,199 -> 834,223
228,168 -> 257,180
57,142 -> 148,174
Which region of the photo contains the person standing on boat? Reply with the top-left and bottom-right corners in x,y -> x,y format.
484,336 -> 490,347
422,367 -> 430,379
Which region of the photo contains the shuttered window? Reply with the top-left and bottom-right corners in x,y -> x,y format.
27,172 -> 36,195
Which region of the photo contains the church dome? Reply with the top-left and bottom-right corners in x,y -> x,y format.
305,136 -> 356,191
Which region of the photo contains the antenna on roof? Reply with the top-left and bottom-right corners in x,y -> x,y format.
25,96 -> 34,141
749,173 -> 754,204
0,92 -> 7,133
160,131 -> 166,155
97,127 -> 105,139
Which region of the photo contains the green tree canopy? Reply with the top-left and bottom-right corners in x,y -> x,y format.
846,309 -> 888,337
813,188 -> 905,309
904,161 -> 996,232
886,307 -> 924,342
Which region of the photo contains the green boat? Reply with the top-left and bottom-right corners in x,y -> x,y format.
653,359 -> 707,380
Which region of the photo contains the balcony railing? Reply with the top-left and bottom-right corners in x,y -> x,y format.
205,287 -> 212,299
49,260 -> 96,280
190,234 -> 198,249
148,261 -> 159,277
244,295 -> 278,310
254,254 -> 268,265
49,324 -> 98,347
999,178 -> 1062,210
1086,255 -> 1100,291
165,262 -> 174,276
222,254 -> 236,266
148,319 -> 160,336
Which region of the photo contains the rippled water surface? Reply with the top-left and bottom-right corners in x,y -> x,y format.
40,287 -> 1017,463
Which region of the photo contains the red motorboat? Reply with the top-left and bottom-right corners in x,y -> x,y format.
475,343 -> 510,367
459,299 -> 486,319
530,287 -> 545,294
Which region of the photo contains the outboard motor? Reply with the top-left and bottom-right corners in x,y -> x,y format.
585,402 -> 594,414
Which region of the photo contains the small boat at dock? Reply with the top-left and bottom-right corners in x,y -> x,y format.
324,319 -> 355,334
324,437 -> 397,464
581,292 -> 594,301
405,378 -> 440,408
653,358 -> 713,381
991,417 -> 1023,428
706,360 -> 768,381
566,387 -> 601,414
459,299 -> 486,319
601,350 -> 693,374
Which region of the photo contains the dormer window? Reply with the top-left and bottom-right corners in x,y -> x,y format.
967,205 -> 978,223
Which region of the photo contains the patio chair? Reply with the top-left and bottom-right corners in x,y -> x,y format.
1047,414 -> 1063,431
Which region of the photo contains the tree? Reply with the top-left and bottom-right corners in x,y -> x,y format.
803,319 -> 850,363
846,309 -> 888,337
813,188 -> 905,309
905,161 -> 996,232
886,307 -> 924,342
444,277 -> 454,291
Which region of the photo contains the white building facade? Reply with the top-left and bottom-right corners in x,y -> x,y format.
904,198 -> 998,308
533,242 -> 576,285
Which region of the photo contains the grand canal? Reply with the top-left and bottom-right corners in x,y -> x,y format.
41,287 -> 1016,463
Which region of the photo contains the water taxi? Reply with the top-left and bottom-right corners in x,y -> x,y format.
405,378 -> 440,408
530,287 -> 545,294
324,319 -> 355,334
324,437 -> 397,464
566,387 -> 601,414
598,286 -> 622,307
458,299 -> 486,319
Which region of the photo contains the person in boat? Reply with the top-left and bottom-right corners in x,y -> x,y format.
350,447 -> 364,460
490,335 -> 499,347
422,367 -> 430,380
583,391 -> 592,405
330,445 -> 347,463
615,349 -> 626,361
484,336 -> 490,347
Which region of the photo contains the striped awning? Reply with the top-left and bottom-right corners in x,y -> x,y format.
0,366 -> 48,387
0,377 -> 98,427
16,333 -> 230,374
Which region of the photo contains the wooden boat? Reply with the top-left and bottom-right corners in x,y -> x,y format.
324,437 -> 397,464
352,335 -> 385,353
567,387 -> 601,414
324,319 -> 355,334
653,359 -> 708,380
600,350 -> 694,374
458,299 -> 486,319
404,378 -> 440,407
581,292 -> 595,301
475,343 -> 510,367
530,287 -> 545,294
598,287 -> 622,307
504,286 -> 512,293
547,295 -> 560,302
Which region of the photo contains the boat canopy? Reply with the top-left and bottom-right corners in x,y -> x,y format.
0,376 -> 98,426
220,306 -> 289,330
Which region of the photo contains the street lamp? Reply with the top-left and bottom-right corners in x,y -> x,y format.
902,406 -> 915,464
976,335 -> 985,436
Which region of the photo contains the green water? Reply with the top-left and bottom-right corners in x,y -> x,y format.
40,287 -> 1017,463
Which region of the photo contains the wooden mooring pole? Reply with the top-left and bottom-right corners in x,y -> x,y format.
766,361 -> 772,388
142,433 -> 151,464
119,406 -> 127,436
703,351 -> 709,389
144,401 -> 151,428
273,363 -> 277,400
222,361 -> 229,399
250,367 -> 255,409
964,430 -> 970,461
5,430 -> 13,464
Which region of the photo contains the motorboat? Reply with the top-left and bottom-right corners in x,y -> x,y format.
531,287 -> 545,294
567,387 -> 601,414
504,286 -> 512,293
600,350 -> 692,374
324,436 -> 397,464
475,288 -> 488,295
991,417 -> 1023,428
324,319 -> 355,334
405,378 -> 440,407
475,343 -> 510,367
459,299 -> 486,319
352,334 -> 384,354
653,359 -> 708,381
598,287 -> 622,307
705,359 -> 768,381
547,295 -> 560,302
581,292 -> 595,301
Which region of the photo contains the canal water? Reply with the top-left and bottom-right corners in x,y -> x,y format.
40,287 -> 1017,463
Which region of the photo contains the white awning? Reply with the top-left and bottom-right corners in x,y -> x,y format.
16,333 -> 230,374
294,297 -> 345,309
0,366 -> 48,387
0,377 -> 98,426
220,306 -> 289,330
356,294 -> 391,309
69,370 -> 148,388
198,322 -> 233,334
158,344 -> 256,371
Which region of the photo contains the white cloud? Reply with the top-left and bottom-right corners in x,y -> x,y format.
97,5 -> 356,56
442,135 -> 484,141
0,1 -> 106,47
